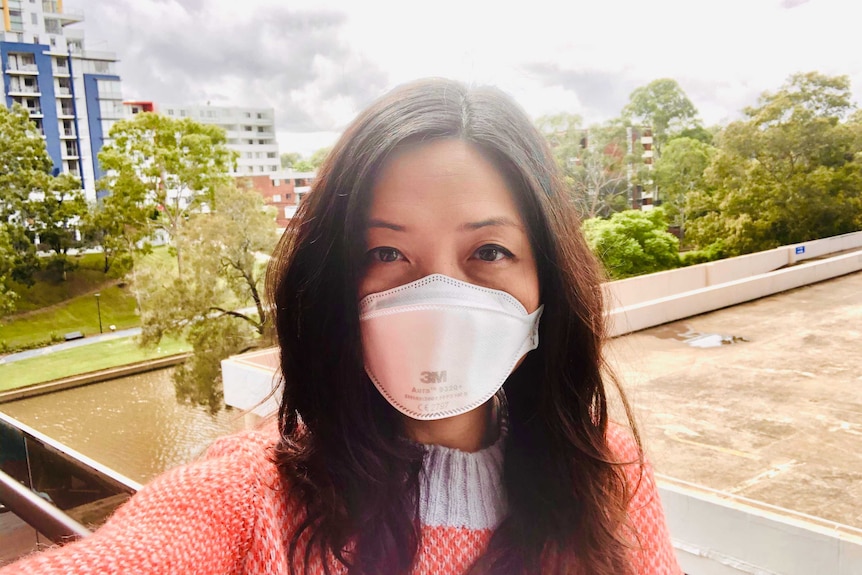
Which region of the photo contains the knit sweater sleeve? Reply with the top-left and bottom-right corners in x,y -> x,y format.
0,430 -> 274,575
608,425 -> 683,575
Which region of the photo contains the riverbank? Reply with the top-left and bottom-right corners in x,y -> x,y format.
0,335 -> 190,393
0,352 -> 190,403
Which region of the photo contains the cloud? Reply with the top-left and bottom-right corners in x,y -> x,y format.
68,0 -> 388,132
780,0 -> 811,8
520,63 -> 641,122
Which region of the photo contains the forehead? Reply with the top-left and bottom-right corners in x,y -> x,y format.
368,139 -> 523,222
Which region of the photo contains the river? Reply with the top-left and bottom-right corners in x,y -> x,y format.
0,368 -> 247,484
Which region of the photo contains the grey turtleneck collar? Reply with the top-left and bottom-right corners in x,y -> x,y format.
417,404 -> 508,530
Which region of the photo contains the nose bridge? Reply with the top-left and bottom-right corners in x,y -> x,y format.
416,238 -> 466,282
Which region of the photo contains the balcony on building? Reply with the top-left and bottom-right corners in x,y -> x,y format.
55,78 -> 73,98
5,63 -> 38,75
62,144 -> 79,160
52,59 -> 71,77
57,103 -> 75,118
41,1 -> 85,25
59,120 -> 76,139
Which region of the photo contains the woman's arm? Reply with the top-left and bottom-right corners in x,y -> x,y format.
1,431 -> 272,575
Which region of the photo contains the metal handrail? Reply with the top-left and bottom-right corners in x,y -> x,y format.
0,469 -> 91,544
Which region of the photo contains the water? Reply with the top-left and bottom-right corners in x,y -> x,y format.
0,369 -> 246,484
651,324 -> 749,348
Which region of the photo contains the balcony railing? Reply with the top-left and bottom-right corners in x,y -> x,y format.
6,63 -> 38,74
0,413 -> 138,564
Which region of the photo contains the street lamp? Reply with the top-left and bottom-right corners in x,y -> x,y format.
94,293 -> 103,334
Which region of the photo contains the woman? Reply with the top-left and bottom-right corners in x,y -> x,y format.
2,79 -> 680,574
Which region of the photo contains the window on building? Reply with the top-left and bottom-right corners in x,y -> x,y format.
247,139 -> 254,145
267,152 -> 276,158
31,13 -> 38,24
167,109 -> 174,116
272,194 -> 281,202
243,125 -> 253,132
245,112 -> 251,118
273,179 -> 280,187
257,113 -> 263,119
257,126 -> 265,133
258,139 -> 265,145
180,110 -> 187,117
270,166 -> 278,172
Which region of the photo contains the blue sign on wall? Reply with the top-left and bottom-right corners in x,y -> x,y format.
795,246 -> 805,255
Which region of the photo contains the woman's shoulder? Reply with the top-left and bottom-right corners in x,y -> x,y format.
200,418 -> 281,466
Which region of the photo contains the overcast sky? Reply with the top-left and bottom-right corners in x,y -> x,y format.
67,0 -> 862,155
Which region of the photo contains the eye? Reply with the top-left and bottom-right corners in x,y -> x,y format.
368,247 -> 404,263
473,244 -> 513,262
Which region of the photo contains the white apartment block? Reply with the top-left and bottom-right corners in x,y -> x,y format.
1,0 -> 124,202
159,104 -> 280,175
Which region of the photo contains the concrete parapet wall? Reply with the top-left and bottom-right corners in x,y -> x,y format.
608,249 -> 862,336
661,480 -> 862,575
789,230 -> 862,264
705,247 -> 789,287
608,230 -> 862,309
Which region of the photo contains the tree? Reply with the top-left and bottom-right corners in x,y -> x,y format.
653,137 -> 714,241
309,146 -> 332,169
687,72 -> 862,255
582,209 -> 680,279
97,113 -> 236,279
623,79 -> 700,154
136,183 -> 277,413
1,104 -> 85,287
0,227 -> 17,314
280,152 -> 302,170
537,114 -> 633,218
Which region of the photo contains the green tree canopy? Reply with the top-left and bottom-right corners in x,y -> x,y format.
687,72 -> 862,255
623,79 -> 700,153
136,183 -> 277,413
582,208 -> 680,279
1,104 -> 85,291
653,137 -> 715,240
280,152 -> 302,170
97,112 -> 236,278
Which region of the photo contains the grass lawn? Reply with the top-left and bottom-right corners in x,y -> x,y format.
0,247 -> 177,352
0,335 -> 190,392
0,284 -> 140,350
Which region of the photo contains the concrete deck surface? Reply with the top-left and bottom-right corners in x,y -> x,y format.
608,271 -> 862,528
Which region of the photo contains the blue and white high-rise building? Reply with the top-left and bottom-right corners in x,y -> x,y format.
1,0 -> 123,201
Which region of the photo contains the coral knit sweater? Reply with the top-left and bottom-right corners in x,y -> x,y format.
2,423 -> 681,574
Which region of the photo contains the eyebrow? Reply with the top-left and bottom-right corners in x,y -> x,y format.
367,218 -> 406,231
459,217 -> 522,231
366,216 -> 522,232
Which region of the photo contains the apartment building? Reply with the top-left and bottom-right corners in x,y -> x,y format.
158,104 -> 280,176
1,0 -> 124,201
237,171 -> 314,231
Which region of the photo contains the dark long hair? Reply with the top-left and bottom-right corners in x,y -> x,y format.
267,78 -> 641,574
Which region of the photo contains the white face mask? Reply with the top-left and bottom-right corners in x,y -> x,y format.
359,274 -> 543,421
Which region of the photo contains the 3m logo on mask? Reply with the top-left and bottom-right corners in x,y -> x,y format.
420,370 -> 447,384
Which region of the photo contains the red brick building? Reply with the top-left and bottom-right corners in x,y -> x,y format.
237,171 -> 315,231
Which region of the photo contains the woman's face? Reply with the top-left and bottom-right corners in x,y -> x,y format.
360,139 -> 540,314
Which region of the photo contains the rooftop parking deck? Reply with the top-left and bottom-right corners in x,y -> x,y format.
610,270 -> 862,529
